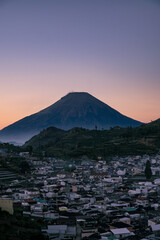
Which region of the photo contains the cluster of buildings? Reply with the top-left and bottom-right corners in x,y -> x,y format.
1,152 -> 160,239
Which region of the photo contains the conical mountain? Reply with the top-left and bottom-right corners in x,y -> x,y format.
0,92 -> 142,144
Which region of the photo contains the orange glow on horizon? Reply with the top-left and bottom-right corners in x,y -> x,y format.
0,91 -> 159,130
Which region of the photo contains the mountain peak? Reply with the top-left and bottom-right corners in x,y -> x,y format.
0,92 -> 142,144
61,91 -> 93,100
65,91 -> 90,95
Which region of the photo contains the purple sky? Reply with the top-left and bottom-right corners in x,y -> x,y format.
0,0 -> 160,129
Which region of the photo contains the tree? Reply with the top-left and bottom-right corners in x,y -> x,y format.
19,161 -> 30,173
145,160 -> 152,179
26,145 -> 33,155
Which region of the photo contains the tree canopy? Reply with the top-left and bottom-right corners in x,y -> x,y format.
145,160 -> 152,179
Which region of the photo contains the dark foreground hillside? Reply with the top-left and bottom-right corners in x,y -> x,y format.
24,119 -> 160,159
0,209 -> 46,240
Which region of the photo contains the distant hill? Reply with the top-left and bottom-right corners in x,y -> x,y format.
24,119 -> 160,159
0,92 -> 142,144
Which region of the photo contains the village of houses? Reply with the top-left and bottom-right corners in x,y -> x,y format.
1,149 -> 160,240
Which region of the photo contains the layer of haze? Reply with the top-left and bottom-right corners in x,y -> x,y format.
0,0 -> 160,129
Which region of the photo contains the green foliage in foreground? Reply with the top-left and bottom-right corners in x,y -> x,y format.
0,209 -> 47,240
145,160 -> 152,179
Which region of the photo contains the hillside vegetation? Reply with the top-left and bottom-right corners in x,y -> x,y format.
24,119 -> 160,160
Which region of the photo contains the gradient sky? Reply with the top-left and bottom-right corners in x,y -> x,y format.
0,0 -> 160,129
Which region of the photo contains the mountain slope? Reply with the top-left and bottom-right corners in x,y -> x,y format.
0,92 -> 142,143
24,119 -> 160,159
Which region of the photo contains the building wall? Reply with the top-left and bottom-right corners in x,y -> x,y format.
0,198 -> 14,215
